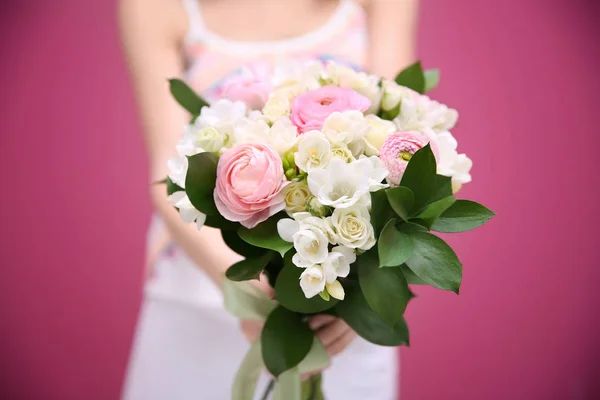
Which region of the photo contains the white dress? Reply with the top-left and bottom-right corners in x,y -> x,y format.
121,1 -> 399,399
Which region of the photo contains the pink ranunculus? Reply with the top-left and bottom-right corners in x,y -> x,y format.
219,64 -> 272,110
290,86 -> 371,134
214,143 -> 288,228
379,132 -> 439,186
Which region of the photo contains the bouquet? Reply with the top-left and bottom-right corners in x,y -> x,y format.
164,60 -> 494,399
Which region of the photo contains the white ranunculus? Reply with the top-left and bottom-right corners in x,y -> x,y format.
262,94 -> 291,123
307,158 -> 372,209
322,111 -> 369,146
322,246 -> 356,283
427,130 -> 473,192
168,191 -> 206,230
277,213 -> 330,264
233,117 -> 297,156
283,180 -> 312,214
294,130 -> 332,172
363,114 -> 397,156
394,93 -> 459,133
324,62 -> 382,114
196,99 -> 247,136
300,265 -> 327,298
326,206 -> 375,250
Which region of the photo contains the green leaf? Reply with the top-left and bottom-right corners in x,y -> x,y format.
275,263 -> 338,314
396,221 -> 429,233
222,280 -> 276,321
221,230 -> 264,258
169,78 -> 209,115
226,251 -> 274,281
238,215 -> 293,257
400,145 -> 452,212
405,232 -> 462,293
358,249 -> 413,326
385,186 -> 414,221
335,283 -> 410,346
261,306 -> 314,377
370,190 -> 396,237
400,264 -> 428,285
378,219 -> 413,267
395,61 -> 426,94
185,152 -> 219,215
416,195 -> 456,228
231,341 -> 264,400
431,200 -> 495,233
301,374 -> 325,400
205,214 -> 238,230
424,69 -> 440,92
163,176 -> 183,196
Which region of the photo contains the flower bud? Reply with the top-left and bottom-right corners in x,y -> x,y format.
305,196 -> 331,218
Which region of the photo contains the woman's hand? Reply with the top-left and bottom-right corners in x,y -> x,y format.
309,314 -> 357,357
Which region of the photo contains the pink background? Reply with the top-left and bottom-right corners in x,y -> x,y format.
1,0 -> 599,399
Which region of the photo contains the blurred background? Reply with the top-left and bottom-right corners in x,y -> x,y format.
1,0 -> 599,399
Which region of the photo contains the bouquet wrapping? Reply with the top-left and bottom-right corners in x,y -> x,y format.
164,60 -> 494,399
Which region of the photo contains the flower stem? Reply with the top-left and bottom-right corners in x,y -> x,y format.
260,379 -> 275,400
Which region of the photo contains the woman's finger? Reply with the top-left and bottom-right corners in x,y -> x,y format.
316,319 -> 351,347
308,314 -> 336,330
325,329 -> 357,357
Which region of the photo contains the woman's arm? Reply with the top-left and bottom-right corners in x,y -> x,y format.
364,0 -> 419,79
119,0 -> 242,287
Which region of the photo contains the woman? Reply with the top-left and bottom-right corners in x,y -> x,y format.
119,0 -> 418,398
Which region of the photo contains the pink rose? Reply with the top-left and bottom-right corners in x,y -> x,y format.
290,86 -> 371,134
214,143 -> 288,228
220,64 -> 272,110
379,132 -> 439,186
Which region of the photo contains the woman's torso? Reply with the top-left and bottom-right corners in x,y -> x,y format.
146,0 -> 368,307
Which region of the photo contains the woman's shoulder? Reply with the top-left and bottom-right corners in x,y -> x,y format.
119,0 -> 189,45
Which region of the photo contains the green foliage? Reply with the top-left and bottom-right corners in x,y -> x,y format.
416,195 -> 456,228
370,190 -> 396,237
221,230 -> 264,258
238,215 -> 293,257
261,306 -> 314,377
335,283 -> 410,346
431,200 -> 495,233
394,62 -> 440,94
385,186 -> 414,221
169,78 -> 209,115
225,251 -> 274,281
358,249 -> 413,326
275,263 -> 338,314
405,232 -> 462,293
378,219 -> 413,267
423,69 -> 440,92
185,152 -> 219,215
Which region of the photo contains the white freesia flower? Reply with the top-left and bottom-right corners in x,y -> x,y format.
233,117 -> 297,157
167,134 -> 200,188
300,265 -> 327,298
321,111 -> 369,146
380,80 -> 412,112
326,280 -> 345,300
427,130 -> 473,192
282,180 -> 312,214
307,158 -> 371,209
360,155 -> 389,191
262,94 -> 291,122
326,206 -> 375,250
363,114 -> 397,156
277,213 -> 329,264
167,191 -> 206,230
295,130 -> 332,172
322,246 -> 356,283
324,62 -> 382,114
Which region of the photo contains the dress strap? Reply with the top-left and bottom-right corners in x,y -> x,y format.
180,0 -> 207,42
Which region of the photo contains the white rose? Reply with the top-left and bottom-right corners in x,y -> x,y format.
272,60 -> 324,89
277,213 -> 330,264
283,181 -> 311,214
196,99 -> 247,136
362,114 -> 397,156
330,143 -> 355,162
168,191 -> 206,230
233,117 -> 297,157
295,130 -> 332,172
300,265 -> 327,298
262,95 -> 291,123
427,130 -> 472,192
394,94 -> 459,133
307,158 -> 371,209
324,62 -> 382,114
267,117 -> 298,156
322,111 -> 369,146
380,80 -> 414,112
326,206 -> 375,250
189,126 -> 227,153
